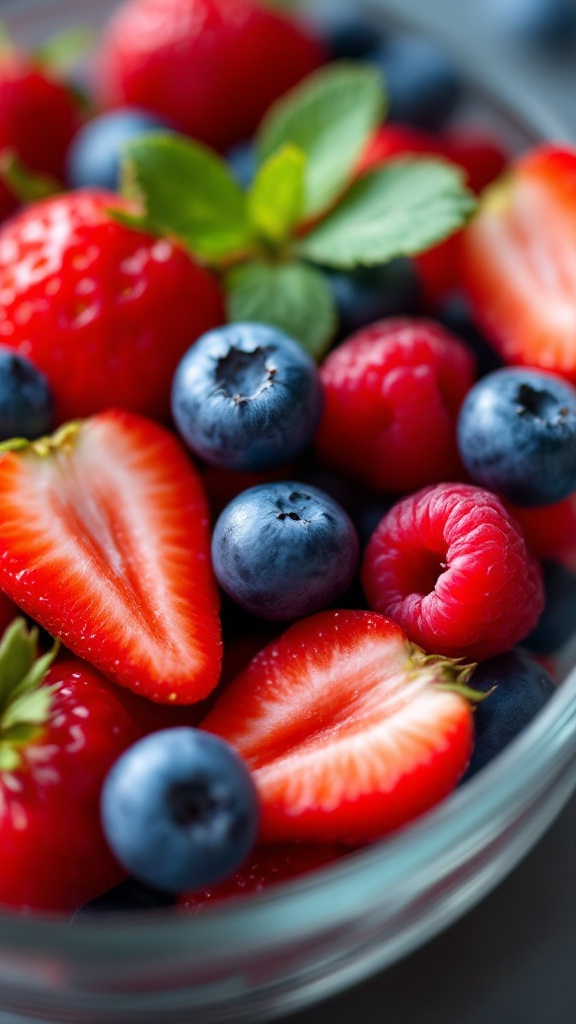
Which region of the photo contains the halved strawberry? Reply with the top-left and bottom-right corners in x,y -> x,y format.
202,610 -> 475,845
0,410 -> 221,704
459,145 -> 576,380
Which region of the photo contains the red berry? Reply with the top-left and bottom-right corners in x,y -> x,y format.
0,622 -> 143,913
362,483 -> 544,661
315,318 -> 476,494
96,0 -> 325,151
0,191 -> 224,423
0,410 -> 222,704
203,609 -> 475,844
179,844 -> 343,910
504,495 -> 576,562
0,52 -> 81,220
459,145 -> 576,381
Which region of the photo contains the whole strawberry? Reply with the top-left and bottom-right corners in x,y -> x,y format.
0,191 -> 224,423
0,620 -> 143,912
95,0 -> 326,151
0,50 -> 81,220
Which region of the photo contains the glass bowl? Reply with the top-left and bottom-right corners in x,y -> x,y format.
1,2 -> 576,1023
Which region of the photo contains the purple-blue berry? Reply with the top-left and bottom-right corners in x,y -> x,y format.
211,481 -> 359,620
0,347 -> 53,441
66,108 -> 173,191
101,728 -> 260,893
372,34 -> 462,131
457,367 -> 576,506
172,323 -> 323,471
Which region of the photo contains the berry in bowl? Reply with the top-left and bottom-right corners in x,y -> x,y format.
0,1 -> 574,1023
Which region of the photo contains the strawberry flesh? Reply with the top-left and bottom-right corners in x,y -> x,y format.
203,610 -> 474,845
0,410 -> 222,704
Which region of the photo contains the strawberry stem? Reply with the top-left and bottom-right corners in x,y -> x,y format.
0,619 -> 59,772
0,420 -> 82,458
410,646 -> 491,704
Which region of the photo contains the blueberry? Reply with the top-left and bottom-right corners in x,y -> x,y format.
524,559 -> 576,655
211,481 -> 359,620
226,142 -> 256,189
66,108 -> 173,191
457,367 -> 576,506
436,292 -> 503,378
462,648 -> 556,780
323,16 -> 382,60
485,0 -> 576,49
372,34 -> 462,131
0,348 -> 53,441
72,878 -> 175,920
329,260 -> 421,340
101,728 -> 260,893
172,323 -> 323,471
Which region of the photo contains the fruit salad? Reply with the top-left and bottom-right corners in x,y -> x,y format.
0,0 -> 573,920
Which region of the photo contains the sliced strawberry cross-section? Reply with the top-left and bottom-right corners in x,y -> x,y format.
203,610 -> 476,845
0,410 -> 222,704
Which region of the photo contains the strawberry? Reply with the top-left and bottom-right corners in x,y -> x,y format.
179,843 -> 343,910
459,145 -> 576,381
0,620 -> 142,912
0,410 -> 222,704
96,0 -> 326,152
202,610 -> 476,845
0,191 -> 224,424
0,50 -> 81,220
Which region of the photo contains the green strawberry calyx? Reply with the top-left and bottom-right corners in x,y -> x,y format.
0,619 -> 60,772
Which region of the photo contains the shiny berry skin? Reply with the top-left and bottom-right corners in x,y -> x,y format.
315,318 -> 476,495
101,728 -> 260,893
361,483 -> 544,661
0,347 -> 53,441
0,657 -> 143,913
0,191 -> 224,423
172,323 -> 323,471
371,34 -> 462,130
457,368 -> 576,506
461,648 -> 556,780
0,52 -> 81,220
96,0 -> 325,151
66,108 -> 173,191
211,481 -> 359,620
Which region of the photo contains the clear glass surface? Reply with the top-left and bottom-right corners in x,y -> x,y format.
0,2 -> 575,1022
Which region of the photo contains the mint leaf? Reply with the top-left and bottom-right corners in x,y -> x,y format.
226,260 -> 336,359
298,158 -> 477,268
35,26 -> 97,75
247,144 -> 306,246
120,134 -> 252,264
257,63 -> 385,220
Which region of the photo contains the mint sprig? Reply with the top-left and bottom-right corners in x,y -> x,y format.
118,62 -> 477,358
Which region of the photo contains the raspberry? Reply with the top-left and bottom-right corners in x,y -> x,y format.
361,483 -> 544,660
315,318 -> 476,494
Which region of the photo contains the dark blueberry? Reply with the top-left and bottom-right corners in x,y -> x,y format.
226,142 -> 256,189
524,559 -> 576,655
211,480 -> 359,620
323,16 -> 382,60
72,878 -> 175,920
462,648 -> 556,780
436,292 -> 503,378
0,348 -> 53,441
457,367 -> 576,506
329,260 -> 422,340
172,323 -> 323,472
372,34 -> 462,131
486,0 -> 576,49
101,728 -> 260,893
66,108 -> 173,191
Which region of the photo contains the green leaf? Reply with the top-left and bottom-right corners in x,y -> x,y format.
257,62 -> 385,220
226,260 -> 336,359
298,158 -> 477,269
247,144 -> 306,246
0,150 -> 61,205
120,134 -> 252,264
35,26 -> 97,75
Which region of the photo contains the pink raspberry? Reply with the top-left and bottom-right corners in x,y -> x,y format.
361,483 -> 544,661
315,318 -> 476,495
